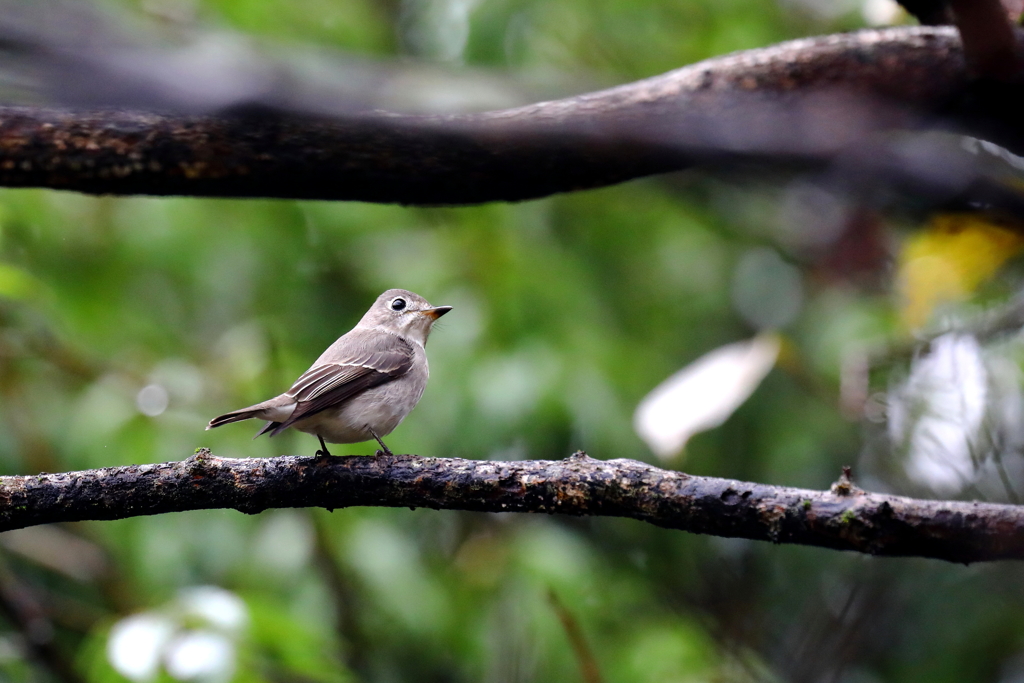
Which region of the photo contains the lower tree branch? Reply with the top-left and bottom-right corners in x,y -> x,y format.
0,449 -> 1022,565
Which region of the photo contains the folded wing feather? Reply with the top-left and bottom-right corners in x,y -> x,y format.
269,332 -> 415,435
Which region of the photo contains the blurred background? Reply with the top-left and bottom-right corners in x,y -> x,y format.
2,0 -> 1024,681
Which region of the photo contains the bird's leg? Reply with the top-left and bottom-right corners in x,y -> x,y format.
316,434 -> 333,457
367,427 -> 393,456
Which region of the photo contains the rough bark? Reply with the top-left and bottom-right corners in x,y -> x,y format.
0,26 -> 983,204
1,449 -> 1022,565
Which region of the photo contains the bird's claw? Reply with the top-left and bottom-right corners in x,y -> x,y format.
366,427 -> 393,456
315,435 -> 333,457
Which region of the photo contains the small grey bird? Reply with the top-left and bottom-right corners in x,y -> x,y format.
207,289 -> 451,456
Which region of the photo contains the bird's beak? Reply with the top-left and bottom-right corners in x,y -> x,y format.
422,305 -> 452,320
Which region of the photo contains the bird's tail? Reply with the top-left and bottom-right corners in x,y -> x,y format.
206,409 -> 260,430
207,411 -> 283,442
254,421 -> 281,438
208,395 -> 294,435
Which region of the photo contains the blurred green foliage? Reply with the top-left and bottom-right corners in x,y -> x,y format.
2,0 -> 1024,682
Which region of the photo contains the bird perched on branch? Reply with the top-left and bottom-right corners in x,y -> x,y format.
207,289 -> 451,456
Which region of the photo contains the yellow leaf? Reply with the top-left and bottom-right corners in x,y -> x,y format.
897,213 -> 1024,329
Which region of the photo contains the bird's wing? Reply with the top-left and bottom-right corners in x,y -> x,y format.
269,332 -> 414,435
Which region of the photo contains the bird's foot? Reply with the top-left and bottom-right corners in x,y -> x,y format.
316,435 -> 333,457
367,427 -> 393,456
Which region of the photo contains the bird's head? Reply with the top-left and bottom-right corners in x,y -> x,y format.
360,288 -> 452,344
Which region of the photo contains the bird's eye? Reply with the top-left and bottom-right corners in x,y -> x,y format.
391,298 -> 406,311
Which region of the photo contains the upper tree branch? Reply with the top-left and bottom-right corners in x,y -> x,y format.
2,449 -> 1023,565
0,27 -> 992,204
